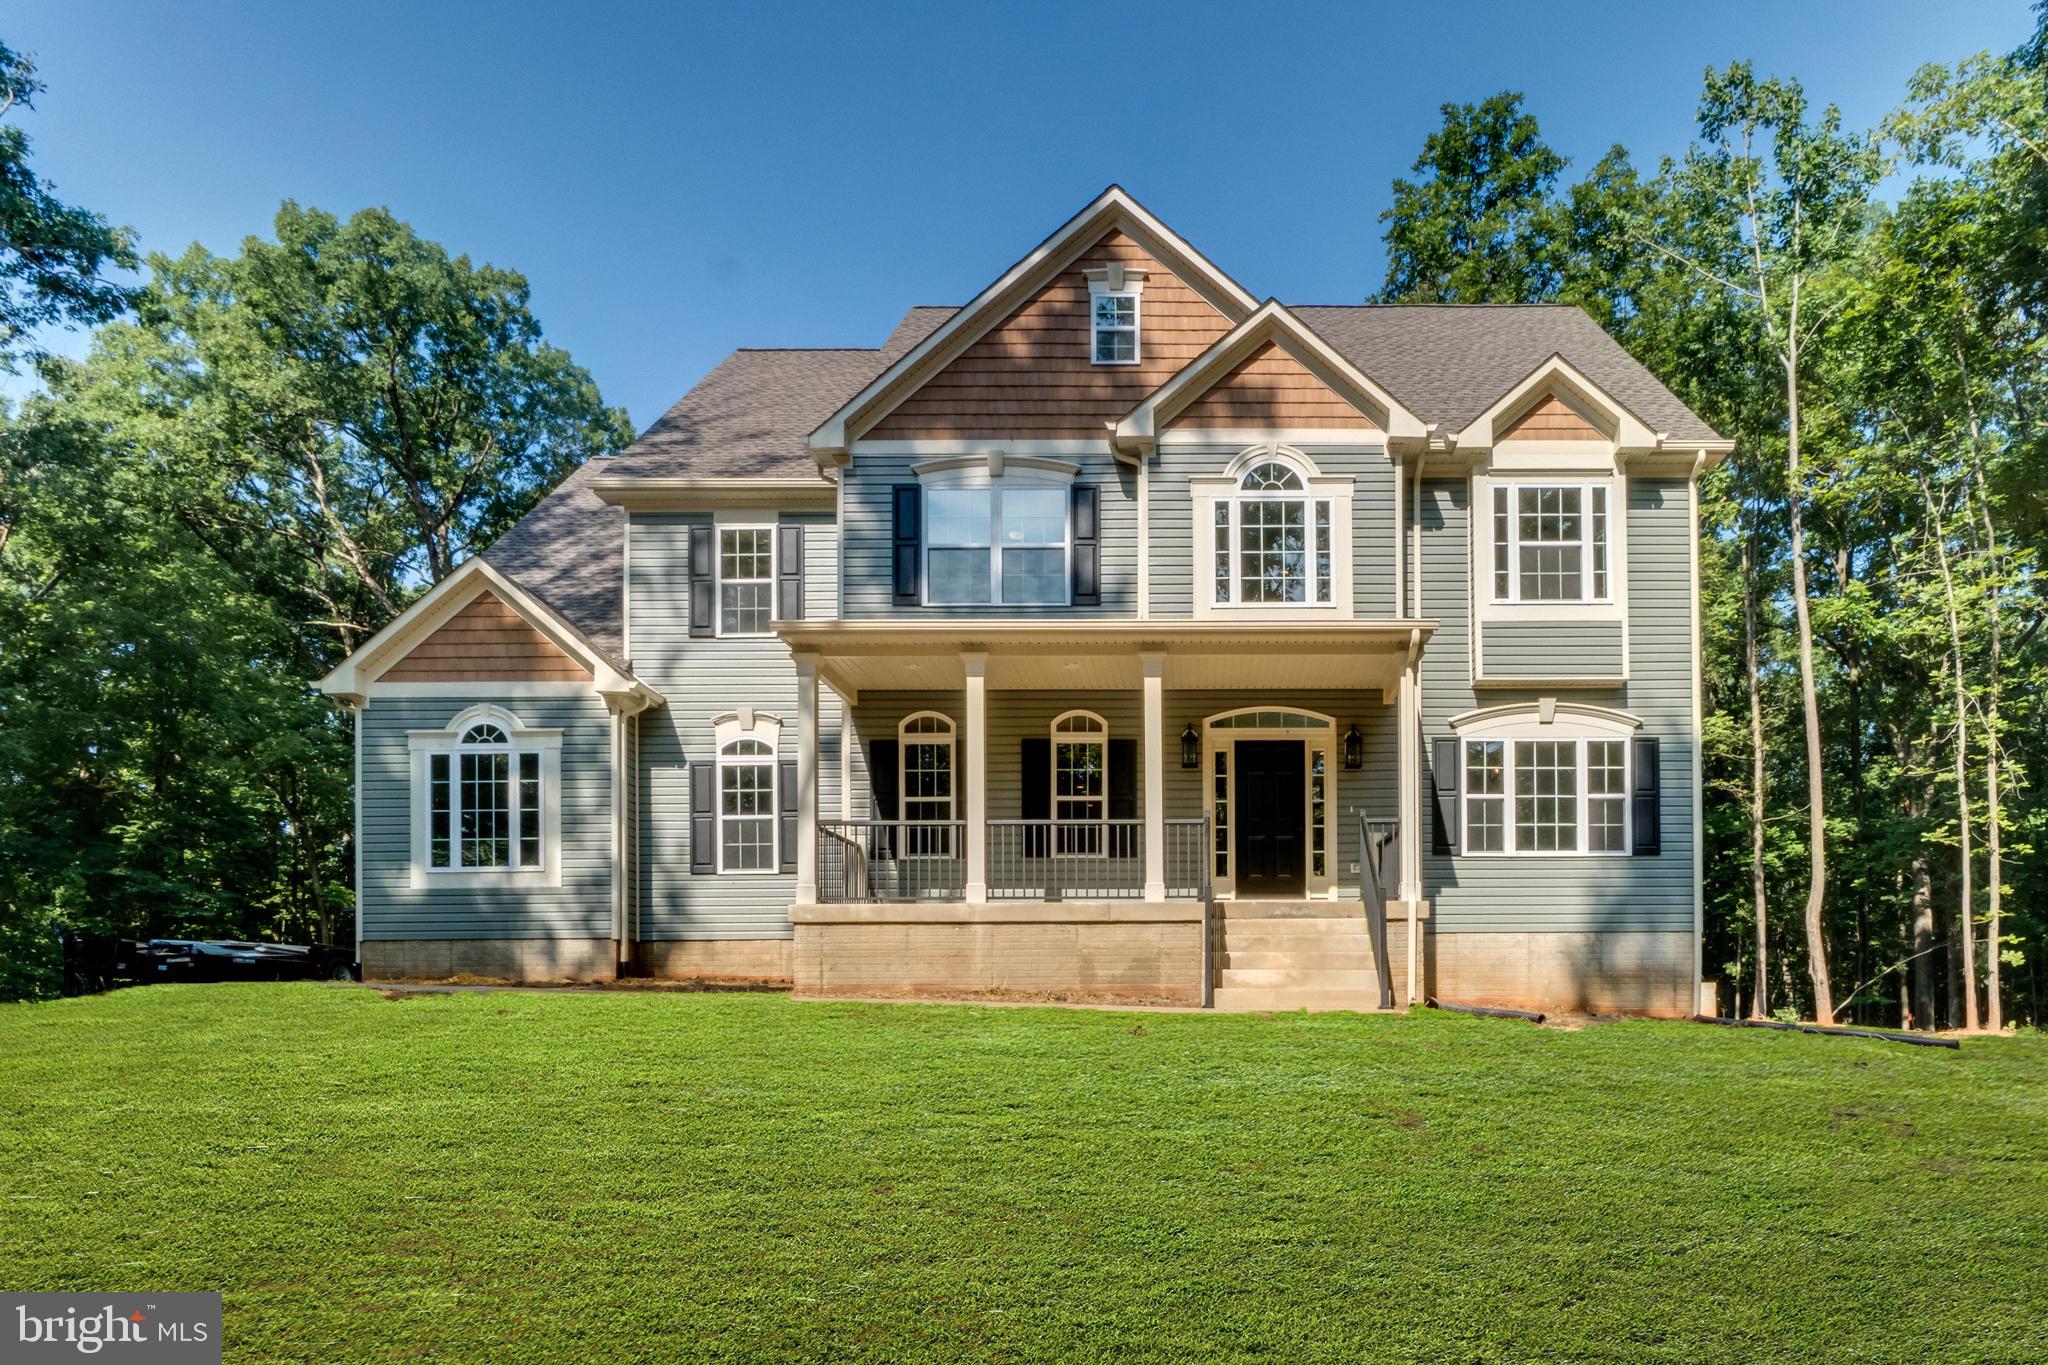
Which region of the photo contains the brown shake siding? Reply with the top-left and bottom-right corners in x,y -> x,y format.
1501,393 -> 1603,440
864,230 -> 1234,441
1166,340 -> 1378,430
378,591 -> 594,683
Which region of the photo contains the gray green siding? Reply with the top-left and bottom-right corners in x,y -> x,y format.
1416,476 -> 1696,934
628,509 -> 843,940
357,691 -> 615,941
840,454 -> 1138,618
1146,443 -> 1398,619
1481,620 -> 1626,679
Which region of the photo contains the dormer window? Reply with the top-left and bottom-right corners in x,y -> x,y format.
1092,293 -> 1139,364
1084,261 -> 1146,366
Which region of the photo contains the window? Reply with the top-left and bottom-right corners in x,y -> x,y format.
925,485 -> 1068,606
899,713 -> 956,857
718,737 -> 777,872
718,526 -> 774,635
1461,736 -> 1628,856
428,722 -> 543,871
1092,292 -> 1139,364
1051,710 -> 1107,855
1490,483 -> 1610,603
1213,460 -> 1333,606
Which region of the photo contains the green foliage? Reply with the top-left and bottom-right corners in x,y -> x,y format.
0,40 -> 138,371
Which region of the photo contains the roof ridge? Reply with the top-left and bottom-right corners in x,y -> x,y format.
1291,301 -> 1584,310
731,345 -> 884,353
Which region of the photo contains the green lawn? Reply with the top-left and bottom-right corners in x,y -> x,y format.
1,987 -> 2042,1363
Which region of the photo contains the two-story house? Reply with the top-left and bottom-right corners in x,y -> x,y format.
320,188 -> 1730,1015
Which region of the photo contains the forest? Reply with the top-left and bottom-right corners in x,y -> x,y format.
1,21 -> 2042,1028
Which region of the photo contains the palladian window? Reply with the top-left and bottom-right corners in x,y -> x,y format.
1213,459 -> 1333,606
428,722 -> 543,871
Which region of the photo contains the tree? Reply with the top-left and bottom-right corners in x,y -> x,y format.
1375,92 -> 1567,304
0,40 -> 137,372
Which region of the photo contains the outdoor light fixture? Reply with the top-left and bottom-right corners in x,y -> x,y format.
1343,724 -> 1364,770
1181,723 -> 1200,769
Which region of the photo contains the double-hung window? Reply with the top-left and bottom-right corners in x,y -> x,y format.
718,526 -> 774,635
926,484 -> 1068,605
899,712 -> 957,857
1491,483 -> 1610,603
1213,460 -> 1333,606
1092,292 -> 1139,364
1051,710 -> 1107,855
718,737 -> 777,872
1462,737 -> 1628,855
428,723 -> 543,871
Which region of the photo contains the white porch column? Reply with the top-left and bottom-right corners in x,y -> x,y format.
794,652 -> 820,905
962,651 -> 988,904
1141,651 -> 1166,902
1397,656 -> 1423,904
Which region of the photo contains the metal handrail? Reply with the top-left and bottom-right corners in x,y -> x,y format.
1199,814 -> 1215,1008
1356,810 -> 1396,1010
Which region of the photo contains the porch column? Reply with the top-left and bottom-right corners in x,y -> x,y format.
962,651 -> 988,904
794,653 -> 820,905
1141,651 -> 1166,902
1397,656 -> 1422,904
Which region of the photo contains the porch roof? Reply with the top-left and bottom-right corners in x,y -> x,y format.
776,619 -> 1435,700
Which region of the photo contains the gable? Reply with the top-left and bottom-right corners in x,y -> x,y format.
863,230 -> 1237,442
1501,392 -> 1603,441
377,591 -> 594,684
1165,340 -> 1380,431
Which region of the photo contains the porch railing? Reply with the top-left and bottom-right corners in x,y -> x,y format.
817,821 -> 966,903
816,818 -> 1211,903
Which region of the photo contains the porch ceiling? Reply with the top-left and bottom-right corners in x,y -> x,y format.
777,620 -> 1434,699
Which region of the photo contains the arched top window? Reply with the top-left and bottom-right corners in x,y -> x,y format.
723,738 -> 773,758
717,736 -> 777,873
461,723 -> 510,746
901,712 -> 955,738
1052,710 -> 1107,737
1240,460 -> 1304,492
428,713 -> 543,871
1215,452 -> 1332,607
898,713 -> 957,854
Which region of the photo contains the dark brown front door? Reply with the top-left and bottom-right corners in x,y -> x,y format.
1235,740 -> 1305,896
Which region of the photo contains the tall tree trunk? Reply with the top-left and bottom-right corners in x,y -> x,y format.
1921,474 -> 1980,1031
1783,339 -> 1832,1021
1973,474 -> 2003,1031
1741,520 -> 1770,1019
1908,792 -> 1936,1030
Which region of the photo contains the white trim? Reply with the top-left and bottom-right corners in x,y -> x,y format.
1471,473 -> 1629,635
588,477 -> 836,511
1688,461 -> 1707,999
405,703 -> 565,889
1136,454 -> 1151,620
1160,427 -> 1387,448
1448,700 -> 1643,736
367,680 -> 600,700
1455,733 -> 1632,859
1450,354 -> 1660,454
853,438 -> 1112,457
909,452 -> 1082,479
1190,445 -> 1353,619
715,731 -> 781,876
1087,270 -> 1143,366
1201,706 -> 1340,900
919,471 -> 1073,608
811,186 -> 1258,459
712,521 -> 777,638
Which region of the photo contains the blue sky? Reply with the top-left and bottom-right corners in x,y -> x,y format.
8,0 -> 2035,428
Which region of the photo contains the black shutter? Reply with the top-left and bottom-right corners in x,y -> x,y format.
1070,483 -> 1100,606
1632,736 -> 1661,856
689,761 -> 716,874
1430,736 -> 1461,856
1021,737 -> 1051,857
892,485 -> 921,604
1108,738 -> 1137,820
688,524 -> 715,639
779,758 -> 798,873
868,739 -> 899,860
776,522 -> 804,622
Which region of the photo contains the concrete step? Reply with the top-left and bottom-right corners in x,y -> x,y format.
1217,949 -> 1376,971
1213,916 -> 1371,936
1213,928 -> 1374,952
1218,900 -> 1360,919
1217,967 -> 1382,991
1210,986 -> 1387,1012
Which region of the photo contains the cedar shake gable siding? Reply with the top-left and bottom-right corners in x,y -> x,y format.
1501,392 -> 1603,440
866,232 -> 1235,442
378,591 -> 593,683
1166,340 -> 1380,431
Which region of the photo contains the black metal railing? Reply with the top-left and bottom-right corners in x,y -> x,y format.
817,821 -> 966,903
987,819 -> 1142,899
1356,811 -> 1398,1009
1163,817 -> 1208,899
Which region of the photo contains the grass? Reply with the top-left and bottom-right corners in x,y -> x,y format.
1,987 -> 2043,1363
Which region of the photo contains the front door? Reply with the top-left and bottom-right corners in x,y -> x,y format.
1234,740 -> 1305,896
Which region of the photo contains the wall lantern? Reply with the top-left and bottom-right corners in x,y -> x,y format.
1181,723 -> 1201,769
1343,724 -> 1365,770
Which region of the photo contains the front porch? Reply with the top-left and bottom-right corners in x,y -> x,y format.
777,621 -> 1431,1007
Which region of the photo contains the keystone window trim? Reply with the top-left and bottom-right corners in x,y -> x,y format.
1189,444 -> 1355,618
406,704 -> 564,889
